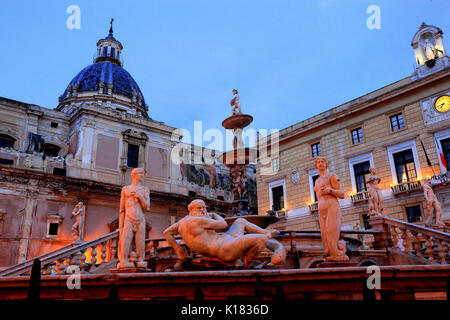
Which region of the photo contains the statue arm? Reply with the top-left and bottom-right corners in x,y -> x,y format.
329,174 -> 345,199
136,188 -> 150,211
163,222 -> 186,260
119,188 -> 125,233
202,213 -> 227,230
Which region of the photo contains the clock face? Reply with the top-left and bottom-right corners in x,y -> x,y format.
434,95 -> 450,113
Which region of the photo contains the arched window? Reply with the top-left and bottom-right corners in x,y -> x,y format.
0,134 -> 15,149
44,144 -> 61,157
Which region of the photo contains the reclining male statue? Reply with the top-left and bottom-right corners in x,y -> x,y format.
163,199 -> 286,269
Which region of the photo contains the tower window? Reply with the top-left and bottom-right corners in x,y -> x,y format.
110,48 -> 115,58
0,134 -> 15,149
103,47 -> 108,57
50,122 -> 58,128
311,142 -> 321,158
127,144 -> 139,168
390,113 -> 405,131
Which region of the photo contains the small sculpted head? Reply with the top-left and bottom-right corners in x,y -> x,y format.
314,156 -> 328,171
232,89 -> 238,95
131,167 -> 145,183
423,176 -> 431,185
369,167 -> 376,175
188,199 -> 208,217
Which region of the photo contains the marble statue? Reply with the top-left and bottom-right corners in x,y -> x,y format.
423,39 -> 436,61
353,222 -> 369,250
313,156 -> 349,262
423,176 -> 444,226
367,167 -> 384,217
71,202 -> 85,242
230,89 -> 242,115
164,199 -> 286,269
117,168 -> 150,269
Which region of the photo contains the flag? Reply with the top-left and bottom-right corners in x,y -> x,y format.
434,136 -> 448,170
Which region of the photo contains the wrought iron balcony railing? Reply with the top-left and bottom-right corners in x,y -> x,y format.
350,191 -> 372,204
390,180 -> 422,195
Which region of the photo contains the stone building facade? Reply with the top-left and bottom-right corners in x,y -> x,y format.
257,23 -> 450,231
0,26 -> 236,267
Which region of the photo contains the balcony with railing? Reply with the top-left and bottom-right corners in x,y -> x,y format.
308,202 -> 318,213
350,191 -> 372,204
390,179 -> 422,195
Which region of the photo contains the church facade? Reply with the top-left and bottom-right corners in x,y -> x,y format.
257,23 -> 450,231
0,26 -> 237,267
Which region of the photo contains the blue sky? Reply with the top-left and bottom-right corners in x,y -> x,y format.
1,0 -> 449,150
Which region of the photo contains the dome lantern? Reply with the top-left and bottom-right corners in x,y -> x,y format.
94,18 -> 123,66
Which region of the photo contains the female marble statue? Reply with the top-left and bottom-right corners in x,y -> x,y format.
367,167 -> 384,217
313,157 -> 349,262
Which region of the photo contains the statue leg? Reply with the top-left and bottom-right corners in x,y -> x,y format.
118,217 -> 134,268
434,202 -> 444,225
227,218 -> 278,239
318,207 -> 329,255
378,190 -> 384,215
219,234 -> 268,268
266,239 -> 287,265
326,205 -> 348,261
134,217 -> 147,268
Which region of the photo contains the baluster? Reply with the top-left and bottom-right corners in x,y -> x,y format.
413,232 -> 423,258
55,258 -> 64,275
101,243 -> 107,265
42,264 -> 50,275
425,236 -> 436,263
402,229 -> 413,254
390,226 -> 399,249
80,249 -> 87,272
436,240 -> 447,264
90,245 -> 97,268
401,229 -> 412,254
110,238 -> 118,260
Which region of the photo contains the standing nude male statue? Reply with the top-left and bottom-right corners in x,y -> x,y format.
164,199 -> 286,269
367,167 -> 384,217
423,176 -> 444,226
314,156 -> 349,262
117,168 -> 150,269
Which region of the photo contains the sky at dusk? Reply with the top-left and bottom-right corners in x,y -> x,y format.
0,0 -> 449,150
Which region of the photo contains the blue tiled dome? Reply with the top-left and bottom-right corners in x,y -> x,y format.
61,62 -> 145,105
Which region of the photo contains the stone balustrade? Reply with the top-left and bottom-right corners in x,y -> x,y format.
369,216 -> 449,264
0,231 -> 118,277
